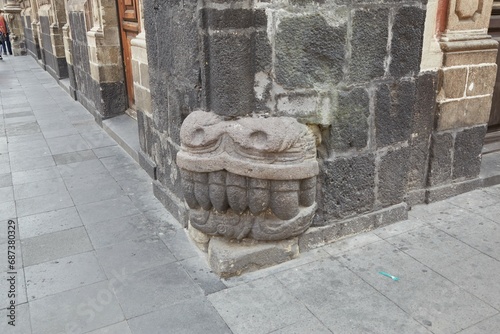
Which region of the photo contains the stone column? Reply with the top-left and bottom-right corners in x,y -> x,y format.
4,0 -> 27,56
85,0 -> 127,120
427,0 -> 497,201
176,1 -> 320,277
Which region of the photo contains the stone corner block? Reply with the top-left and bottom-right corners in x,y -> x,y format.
437,96 -> 492,131
299,203 -> 408,252
425,178 -> 482,203
208,237 -> 299,278
188,223 -> 211,253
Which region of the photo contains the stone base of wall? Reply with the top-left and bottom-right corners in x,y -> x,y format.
138,150 -> 156,180
426,178 -> 483,203
184,202 -> 407,278
152,180 -> 188,228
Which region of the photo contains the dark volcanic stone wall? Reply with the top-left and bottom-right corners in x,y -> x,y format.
23,16 -> 41,60
68,12 -> 99,115
140,0 -> 201,220
142,0 -> 435,225
39,16 -> 68,79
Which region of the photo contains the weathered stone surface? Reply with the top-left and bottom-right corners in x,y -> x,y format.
378,146 -> 410,207
375,80 -> 415,147
177,111 -> 318,180
299,203 -> 407,251
255,31 -> 272,73
349,8 -> 388,82
178,111 -> 319,241
390,6 -> 425,78
275,14 -> 346,88
426,178 -> 482,203
201,8 -> 266,30
318,154 -> 375,221
204,33 -> 255,116
441,67 -> 467,99
443,50 -> 498,67
466,65 -> 497,96
437,96 -> 492,131
189,204 -> 316,241
208,237 -> 299,278
453,126 -> 487,180
428,132 -> 453,186
328,87 -> 370,152
408,72 -> 438,190
156,140 -> 182,195
153,180 -> 188,227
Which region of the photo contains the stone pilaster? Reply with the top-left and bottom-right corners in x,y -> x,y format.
427,0 -> 497,199
4,0 -> 27,56
77,0 -> 126,120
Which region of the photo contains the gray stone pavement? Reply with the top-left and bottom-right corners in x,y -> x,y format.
1,56 -> 500,334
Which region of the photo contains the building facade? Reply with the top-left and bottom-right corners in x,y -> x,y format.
17,0 -> 500,276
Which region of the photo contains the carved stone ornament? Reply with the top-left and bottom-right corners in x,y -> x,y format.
177,110 -> 319,241
455,0 -> 482,21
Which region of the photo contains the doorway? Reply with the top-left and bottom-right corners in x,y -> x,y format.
117,0 -> 140,117
486,1 -> 500,153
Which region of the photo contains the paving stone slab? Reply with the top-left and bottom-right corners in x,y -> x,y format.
80,130 -> 118,149
128,297 -> 231,334
9,154 -> 55,172
0,302 -> 31,333
385,225 -> 481,271
208,275 -> 314,334
460,314 -> 500,334
85,214 -> 159,249
0,201 -> 16,222
180,255 -> 227,295
0,172 -> 12,188
21,226 -> 93,267
0,268 -> 28,308
433,213 -> 500,260
29,280 -> 124,334
11,166 -> 60,185
46,134 -> 92,155
221,247 -> 330,289
322,231 -> 383,257
96,238 -> 176,278
275,258 -> 430,334
160,228 -> 200,261
17,207 -> 83,239
25,251 -> 106,300
58,159 -> 109,179
336,240 -> 498,333
77,196 -> 142,225
270,315 -> 333,334
112,262 -> 203,319
53,149 -> 97,165
13,177 -> 66,200
16,190 -> 74,217
65,173 -> 124,205
86,321 -> 132,334
437,254 -> 500,310
0,186 -> 13,203
374,217 -> 428,239
0,161 -> 10,174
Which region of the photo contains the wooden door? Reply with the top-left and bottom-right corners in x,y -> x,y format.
117,0 -> 140,110
489,1 -> 500,128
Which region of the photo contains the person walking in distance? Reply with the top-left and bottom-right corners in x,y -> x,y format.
0,10 -> 7,60
0,10 -> 11,58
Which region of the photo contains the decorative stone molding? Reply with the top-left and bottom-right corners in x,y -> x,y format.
446,0 -> 493,31
177,110 -> 319,241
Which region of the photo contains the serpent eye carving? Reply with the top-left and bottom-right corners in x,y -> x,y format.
177,110 -> 319,241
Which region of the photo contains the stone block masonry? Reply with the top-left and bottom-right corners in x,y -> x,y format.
140,0 -> 441,276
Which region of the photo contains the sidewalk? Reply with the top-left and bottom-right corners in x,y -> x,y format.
1,56 -> 500,334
